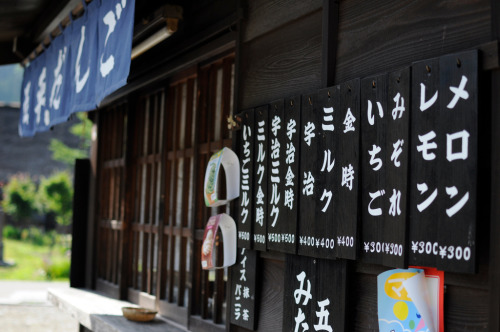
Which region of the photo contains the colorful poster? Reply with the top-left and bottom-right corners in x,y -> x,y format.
378,268 -> 444,332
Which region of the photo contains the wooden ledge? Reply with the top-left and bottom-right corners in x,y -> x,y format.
48,287 -> 186,332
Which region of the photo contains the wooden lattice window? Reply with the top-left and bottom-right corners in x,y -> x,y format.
156,68 -> 198,325
95,52 -> 235,331
96,104 -> 128,295
128,89 -> 165,307
189,55 -> 235,330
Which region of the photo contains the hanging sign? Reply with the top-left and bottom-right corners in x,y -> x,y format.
360,68 -> 410,268
237,109 -> 255,249
234,49 -> 477,273
334,80 -> 360,260
204,147 -> 240,207
297,84 -> 361,260
283,255 -> 347,332
19,0 -> 135,137
201,213 -> 237,270
267,97 -> 300,254
409,50 -> 478,273
95,0 -> 135,104
230,248 -> 258,330
298,90 -> 338,259
253,105 -> 268,251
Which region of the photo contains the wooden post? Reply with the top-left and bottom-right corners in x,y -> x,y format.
70,159 -> 91,288
321,0 -> 340,87
489,69 -> 500,331
489,0 -> 500,329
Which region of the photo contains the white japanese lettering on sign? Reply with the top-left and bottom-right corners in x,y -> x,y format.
292,271 -> 333,332
270,115 -> 282,227
240,125 -> 251,224
415,74 -> 471,218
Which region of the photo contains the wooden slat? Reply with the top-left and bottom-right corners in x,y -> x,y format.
178,79 -> 195,307
160,86 -> 176,302
167,83 -> 183,303
221,57 -> 233,140
102,159 -> 125,169
131,223 -> 160,233
98,220 -> 124,230
321,0 -> 340,87
239,10 -> 322,109
213,234 -> 225,323
335,0 -> 491,84
242,0 -> 322,43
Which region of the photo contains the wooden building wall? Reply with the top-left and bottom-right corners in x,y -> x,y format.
234,0 -> 497,331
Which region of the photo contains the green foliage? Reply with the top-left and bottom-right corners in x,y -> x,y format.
36,172 -> 73,226
44,257 -> 70,280
49,112 -> 92,167
49,139 -> 88,165
0,238 -> 71,281
21,227 -> 55,246
2,174 -> 37,221
4,226 -> 56,246
3,225 -> 21,240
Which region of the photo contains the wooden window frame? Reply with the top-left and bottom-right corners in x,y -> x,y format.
95,51 -> 235,332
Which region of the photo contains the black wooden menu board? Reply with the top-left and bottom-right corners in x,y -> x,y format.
230,248 -> 258,330
360,69 -> 410,268
335,79 -> 360,260
298,90 -> 338,259
267,97 -> 299,254
283,255 -> 347,332
253,105 -> 268,251
238,109 -> 254,249
409,50 -> 478,273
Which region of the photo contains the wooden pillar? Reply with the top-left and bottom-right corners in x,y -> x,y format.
489,68 -> 500,331
321,0 -> 340,88
86,116 -> 99,290
489,0 -> 500,328
71,159 -> 91,288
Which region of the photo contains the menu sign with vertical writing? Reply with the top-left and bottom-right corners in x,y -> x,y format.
234,50 -> 477,272
253,105 -> 268,251
230,248 -> 257,330
267,98 -> 299,254
360,69 -> 410,268
335,79 -> 361,260
298,91 -> 338,259
238,109 -> 254,249
409,51 -> 477,273
283,255 -> 347,332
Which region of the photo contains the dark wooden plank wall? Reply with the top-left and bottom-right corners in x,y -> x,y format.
235,0 -> 495,331
239,4 -> 323,109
